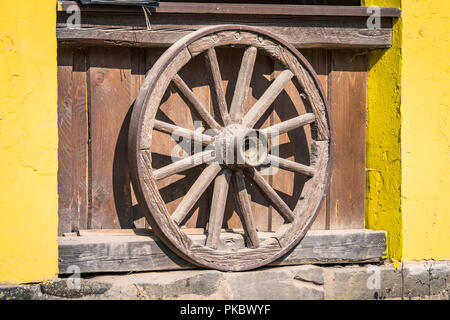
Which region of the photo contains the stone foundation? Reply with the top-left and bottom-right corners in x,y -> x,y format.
1,261 -> 448,300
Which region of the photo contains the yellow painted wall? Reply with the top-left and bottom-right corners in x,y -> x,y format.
364,0 -> 450,261
401,0 -> 450,260
0,0 -> 58,283
363,0 -> 403,261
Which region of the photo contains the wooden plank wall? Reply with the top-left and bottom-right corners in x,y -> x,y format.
57,46 -> 367,235
328,51 -> 367,229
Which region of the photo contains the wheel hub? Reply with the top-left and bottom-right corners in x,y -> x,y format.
215,124 -> 268,168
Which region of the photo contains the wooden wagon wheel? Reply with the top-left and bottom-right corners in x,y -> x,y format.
129,25 -> 332,271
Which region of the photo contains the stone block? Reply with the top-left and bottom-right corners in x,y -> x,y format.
1,261 -> 448,300
402,261 -> 431,299
329,264 -> 402,300
139,271 -> 225,299
40,279 -> 111,298
225,266 -> 324,300
430,261 -> 449,297
0,285 -> 39,300
293,265 -> 324,285
96,270 -> 228,300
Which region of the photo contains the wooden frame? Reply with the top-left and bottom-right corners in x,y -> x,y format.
56,1 -> 399,273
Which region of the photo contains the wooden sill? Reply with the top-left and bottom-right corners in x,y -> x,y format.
58,229 -> 387,274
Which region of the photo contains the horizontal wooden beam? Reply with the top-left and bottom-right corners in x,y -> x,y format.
59,1 -> 401,17
58,229 -> 387,274
57,26 -> 393,49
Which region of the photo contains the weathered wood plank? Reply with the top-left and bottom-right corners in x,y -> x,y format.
270,229 -> 386,266
88,46 -> 134,229
58,26 -> 394,50
328,50 -> 367,229
129,47 -> 148,229
58,229 -> 387,274
57,47 -> 89,235
59,1 -> 401,17
298,49 -> 329,231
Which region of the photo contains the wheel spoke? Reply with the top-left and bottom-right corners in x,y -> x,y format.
244,167 -> 295,223
229,46 -> 257,124
206,169 -> 231,249
266,154 -> 315,177
232,170 -> 260,248
153,149 -> 216,181
262,113 -> 315,139
205,47 -> 231,126
154,120 -> 215,146
172,74 -> 222,130
242,69 -> 294,128
171,163 -> 222,225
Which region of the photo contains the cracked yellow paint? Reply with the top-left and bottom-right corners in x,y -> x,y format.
364,0 -> 450,261
363,0 -> 403,261
0,0 -> 58,283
